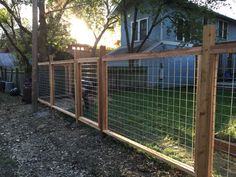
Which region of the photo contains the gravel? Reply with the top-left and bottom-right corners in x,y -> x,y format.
0,92 -> 186,177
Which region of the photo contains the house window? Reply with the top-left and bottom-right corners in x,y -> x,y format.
140,19 -> 147,40
131,18 -> 148,41
218,20 -> 228,40
176,18 -> 191,42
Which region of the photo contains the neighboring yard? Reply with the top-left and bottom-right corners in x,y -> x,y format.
82,87 -> 236,172
0,92 -> 186,177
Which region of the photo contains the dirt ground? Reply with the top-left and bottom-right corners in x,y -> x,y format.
0,92 -> 187,177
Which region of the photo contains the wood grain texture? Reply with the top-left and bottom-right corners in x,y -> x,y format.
195,25 -> 218,177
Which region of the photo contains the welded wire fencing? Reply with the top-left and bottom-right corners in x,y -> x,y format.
0,67 -> 27,95
214,53 -> 236,177
107,56 -> 197,167
54,64 -> 75,113
37,26 -> 236,177
39,65 -> 50,102
81,62 -> 99,122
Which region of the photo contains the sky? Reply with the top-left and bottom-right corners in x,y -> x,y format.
213,0 -> 236,20
18,0 -> 236,47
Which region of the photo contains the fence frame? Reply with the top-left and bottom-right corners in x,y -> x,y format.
37,25 -> 236,177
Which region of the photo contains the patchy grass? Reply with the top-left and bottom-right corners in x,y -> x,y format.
65,87 -> 236,174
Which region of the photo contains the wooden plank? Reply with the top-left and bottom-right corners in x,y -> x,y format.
78,64 -> 83,116
64,65 -> 69,95
103,46 -> 202,62
38,98 -> 51,107
78,116 -> 99,130
38,62 -> 49,66
98,46 -> 106,130
39,98 -> 76,119
68,64 -> 73,95
52,59 -> 74,65
104,130 -> 195,176
74,60 -> 79,123
15,68 -> 19,88
49,56 -> 55,106
195,25 -> 218,177
215,138 -> 236,157
52,105 -> 76,118
77,57 -> 99,63
98,46 -> 108,131
102,61 -> 108,130
211,42 -> 236,54
74,48 -> 82,123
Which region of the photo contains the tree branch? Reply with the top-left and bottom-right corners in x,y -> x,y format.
0,22 -> 30,66
0,0 -> 31,36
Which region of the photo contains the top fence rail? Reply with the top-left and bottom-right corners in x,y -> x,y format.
38,57 -> 99,66
37,42 -> 236,65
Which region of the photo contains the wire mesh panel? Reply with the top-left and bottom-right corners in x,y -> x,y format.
107,56 -> 197,166
54,64 -> 75,113
39,65 -> 50,102
81,62 -> 98,122
214,53 -> 236,177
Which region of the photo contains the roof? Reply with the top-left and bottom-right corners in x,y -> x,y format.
112,0 -> 236,23
108,40 -> 156,55
108,40 -> 191,55
0,53 -> 17,68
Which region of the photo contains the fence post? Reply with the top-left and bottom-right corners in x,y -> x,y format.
4,68 -> 7,80
49,55 -> 55,107
74,49 -> 82,123
10,69 -> 13,82
15,68 -> 19,88
98,46 -> 108,131
0,66 -> 3,79
195,25 -> 218,177
64,64 -> 69,95
68,64 -> 73,95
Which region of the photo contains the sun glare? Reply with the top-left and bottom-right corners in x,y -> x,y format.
69,17 -> 95,46
69,17 -> 120,48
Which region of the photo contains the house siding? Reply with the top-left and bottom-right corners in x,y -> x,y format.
120,6 -> 161,47
114,4 -> 236,88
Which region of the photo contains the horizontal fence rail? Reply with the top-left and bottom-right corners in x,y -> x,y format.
37,26 -> 236,177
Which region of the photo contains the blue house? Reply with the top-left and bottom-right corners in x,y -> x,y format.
109,1 -> 236,88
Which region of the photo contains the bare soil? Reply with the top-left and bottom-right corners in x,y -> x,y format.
0,92 -> 187,177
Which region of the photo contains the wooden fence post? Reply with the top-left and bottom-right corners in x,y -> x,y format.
98,46 -> 108,131
74,49 -> 82,123
68,64 -> 73,96
4,68 -> 7,80
195,25 -> 218,177
49,55 -> 55,106
10,69 -> 13,82
15,68 -> 19,88
0,66 -> 3,79
64,65 -> 69,95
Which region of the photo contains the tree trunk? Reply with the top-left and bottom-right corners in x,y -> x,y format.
38,0 -> 48,62
123,0 -> 131,53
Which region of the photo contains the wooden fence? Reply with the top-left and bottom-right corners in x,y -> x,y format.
0,67 -> 28,95
38,25 -> 236,177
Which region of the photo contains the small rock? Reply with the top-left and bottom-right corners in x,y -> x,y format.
36,124 -> 46,131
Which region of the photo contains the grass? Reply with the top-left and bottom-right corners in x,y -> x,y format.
105,87 -> 236,166
68,87 -> 235,174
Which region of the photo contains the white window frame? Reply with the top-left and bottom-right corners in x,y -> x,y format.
131,17 -> 149,42
175,18 -> 191,42
218,20 -> 228,40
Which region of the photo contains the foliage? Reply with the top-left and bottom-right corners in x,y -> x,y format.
0,4 -> 31,68
118,0 -> 229,54
72,0 -> 119,56
0,0 -> 76,64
